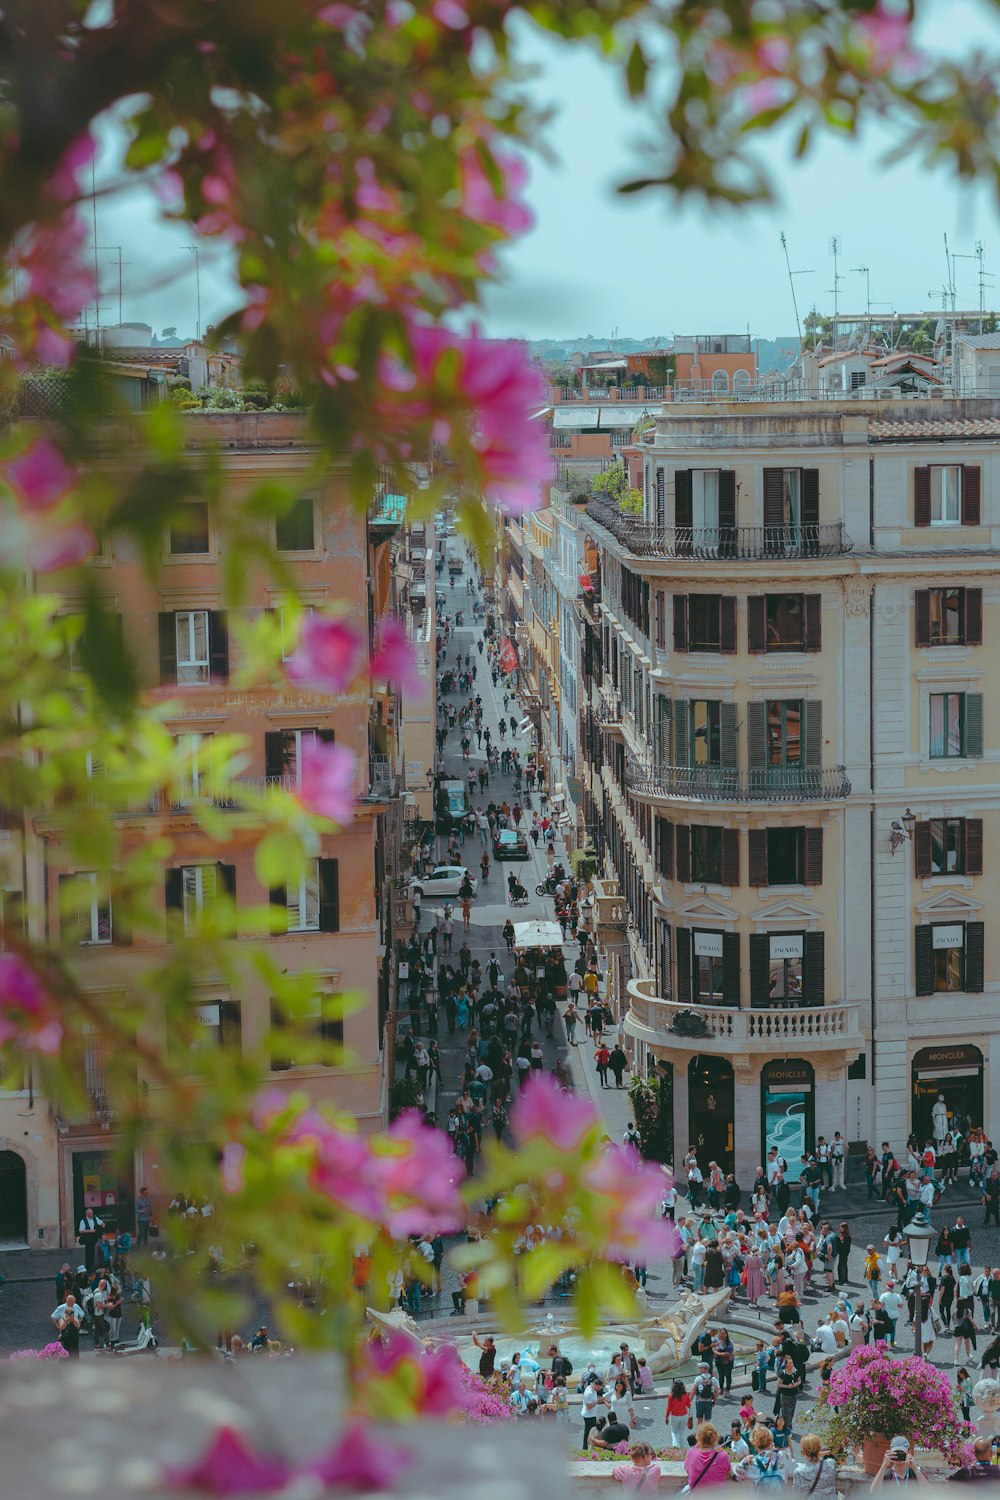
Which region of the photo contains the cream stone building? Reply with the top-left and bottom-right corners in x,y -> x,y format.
572,397 -> 1000,1185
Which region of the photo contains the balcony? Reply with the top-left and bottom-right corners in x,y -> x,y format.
594,687 -> 624,730
626,756 -> 851,804
626,979 -> 865,1055
585,498 -> 852,560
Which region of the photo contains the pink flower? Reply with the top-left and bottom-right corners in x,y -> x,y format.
511,1074 -> 598,1153
418,1344 -> 468,1415
854,2 -> 918,73
26,521 -> 96,574
283,614 -> 366,694
21,211 -> 97,323
743,78 -> 788,116
45,132 -> 96,203
359,1334 -> 467,1416
302,1422 -> 410,1492
163,1427 -> 290,1495
219,1143 -> 246,1195
460,148 -> 532,237
754,36 -> 792,73
374,1110 -> 463,1234
0,954 -> 62,1055
5,439 -> 78,511
584,1145 -> 681,1262
432,0 -> 469,29
371,617 -> 421,700
285,1110 -> 386,1221
297,739 -> 357,824
33,325 -> 76,367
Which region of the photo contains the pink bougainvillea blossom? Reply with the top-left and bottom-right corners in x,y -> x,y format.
45,133 -> 96,204
285,1109 -> 385,1221
357,1331 -> 467,1416
853,2 -> 919,73
26,521 -> 96,574
302,1422 -> 411,1492
583,1145 -> 681,1262
21,211 -> 97,324
219,1142 -> 246,1195
374,1109 -> 463,1233
283,614 -> 366,693
460,148 -> 532,237
297,738 -> 357,824
371,617 -> 421,700
511,1074 -> 598,1153
5,439 -> 79,511
163,1426 -> 291,1496
0,953 -> 62,1055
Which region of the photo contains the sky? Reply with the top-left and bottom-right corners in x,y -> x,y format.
87,2 -> 1000,347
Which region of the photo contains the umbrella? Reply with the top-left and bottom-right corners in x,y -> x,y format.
512,920 -> 564,950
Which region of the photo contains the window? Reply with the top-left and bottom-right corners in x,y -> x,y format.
691,700 -> 722,766
165,864 -> 235,936
0,888 -> 25,950
914,818 -> 982,878
677,825 -> 739,885
915,465 -> 981,528
762,468 -> 819,545
692,470 -> 720,533
930,693 -> 964,758
269,997 -> 344,1071
768,933 -> 804,1001
673,596 -> 736,653
59,872 -> 112,946
264,728 -> 331,786
691,826 -> 722,884
766,594 -> 803,649
174,732 -> 213,805
915,588 -> 982,647
186,1001 -> 241,1053
915,921 -> 984,995
175,610 -> 209,684
275,498 -> 316,552
748,828 -> 823,886
767,700 -> 802,767
271,858 -> 340,934
931,466 -> 962,525
693,931 -> 725,1001
169,503 -> 210,555
711,369 -> 729,393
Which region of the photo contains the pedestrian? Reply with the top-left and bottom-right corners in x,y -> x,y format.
692,1364 -> 721,1425
594,1042 -> 611,1088
564,1002 -> 579,1046
835,1222 -> 852,1284
77,1207 -> 104,1274
135,1186 -> 153,1247
665,1379 -> 692,1451
684,1423 -> 731,1490
609,1043 -> 628,1088
51,1291 -> 84,1359
776,1355 -> 802,1432
502,918 -> 515,953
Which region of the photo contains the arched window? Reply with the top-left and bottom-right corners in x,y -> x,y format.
711,369 -> 730,394
733,369 -> 752,395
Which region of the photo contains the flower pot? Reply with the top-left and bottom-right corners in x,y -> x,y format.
862,1436 -> 891,1476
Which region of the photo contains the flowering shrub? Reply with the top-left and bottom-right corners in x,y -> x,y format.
825,1346 -> 964,1457
8,1343 -> 69,1361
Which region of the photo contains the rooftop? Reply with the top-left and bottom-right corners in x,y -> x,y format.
868,416 -> 1000,440
955,332 -> 1000,350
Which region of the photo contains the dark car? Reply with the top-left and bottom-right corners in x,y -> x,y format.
493,829 -> 529,861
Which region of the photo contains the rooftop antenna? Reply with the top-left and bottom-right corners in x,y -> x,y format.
182,244 -> 202,340
943,232 -> 956,313
851,265 -> 871,320
780,231 -> 813,349
828,235 -> 842,319
95,246 -> 126,325
90,160 -> 101,339
975,241 -> 994,320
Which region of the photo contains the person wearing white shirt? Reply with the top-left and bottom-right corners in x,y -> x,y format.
690,1239 -> 708,1291
582,1379 -> 608,1446
812,1320 -> 838,1356
831,1133 -> 847,1191
879,1285 -> 906,1347
829,1315 -> 850,1347
50,1294 -> 83,1359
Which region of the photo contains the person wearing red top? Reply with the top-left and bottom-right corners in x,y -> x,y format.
594,1044 -> 611,1088
665,1379 -> 692,1450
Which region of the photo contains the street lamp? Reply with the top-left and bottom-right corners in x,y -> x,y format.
905,1210 -> 934,1357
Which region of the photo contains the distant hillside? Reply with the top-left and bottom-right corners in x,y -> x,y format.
527,334 -> 799,372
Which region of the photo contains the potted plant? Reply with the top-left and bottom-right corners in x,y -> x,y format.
823,1346 -> 964,1475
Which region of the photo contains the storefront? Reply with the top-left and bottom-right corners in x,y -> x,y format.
688,1056 -> 734,1172
911,1044 -> 984,1143
71,1148 -> 133,1233
760,1060 -> 815,1181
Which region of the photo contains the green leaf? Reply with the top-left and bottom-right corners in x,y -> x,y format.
625,39 -> 648,100
254,829 -> 307,889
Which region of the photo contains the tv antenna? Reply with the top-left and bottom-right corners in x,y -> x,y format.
828,236 -> 842,318
780,231 -> 814,349
851,265 -> 871,319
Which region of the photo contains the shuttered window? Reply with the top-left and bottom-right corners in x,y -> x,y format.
159,610 -> 229,685
916,922 -> 985,995
929,692 -> 983,759
166,863 -> 236,937
914,818 -> 983,877
748,594 -> 822,652
682,826 -> 740,886
674,595 -> 738,653
915,466 -> 981,527
747,828 -> 823,886
914,588 -> 983,646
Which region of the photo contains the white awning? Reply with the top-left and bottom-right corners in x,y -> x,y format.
512,920 -> 564,950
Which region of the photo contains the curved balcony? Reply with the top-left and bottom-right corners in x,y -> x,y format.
585,498 -> 852,560
626,756 -> 851,804
626,979 -> 865,1056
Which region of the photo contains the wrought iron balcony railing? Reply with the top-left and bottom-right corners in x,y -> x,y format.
626,756 -> 851,803
585,498 -> 852,560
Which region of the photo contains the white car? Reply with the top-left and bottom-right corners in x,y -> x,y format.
410,865 -> 478,898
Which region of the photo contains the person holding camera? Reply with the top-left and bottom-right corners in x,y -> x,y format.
870,1437 -> 928,1489
50,1291 -> 84,1359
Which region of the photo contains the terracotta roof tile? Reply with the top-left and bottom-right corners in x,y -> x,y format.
869,416 -> 1000,440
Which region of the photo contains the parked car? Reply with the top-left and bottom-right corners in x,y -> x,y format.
493,829 -> 530,861
409,865 -> 478,898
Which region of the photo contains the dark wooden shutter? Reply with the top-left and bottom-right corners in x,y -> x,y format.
749,934 -> 770,1005
719,702 -> 738,769
675,470 -> 693,528
673,700 -> 689,766
319,858 -> 340,932
914,926 -> 934,996
673,595 -> 688,652
719,596 -> 736,654
655,818 -> 674,879
804,594 -> 822,651
218,863 -> 236,902
747,702 -> 767,769
269,885 -> 289,934
318,727 -> 336,746
165,868 -> 183,939
963,466 -> 982,526
914,821 -> 932,878
675,827 -> 691,884
58,874 -> 82,947
802,700 -> 822,769
722,932 -> 741,1006
801,468 -> 819,529
721,828 -> 740,887
270,1001 -> 292,1070
656,591 -> 666,650
111,892 -> 131,948
965,693 -> 984,758
748,829 -> 768,886
965,921 -> 985,992
965,588 -> 983,646
747,596 -> 766,653
209,612 -> 229,682
763,468 -> 784,529
914,590 -> 931,647
675,927 -> 691,1003
803,827 -> 823,886
718,469 -> 736,528
158,612 -> 177,685
220,1001 -> 242,1049
264,732 -> 284,782
803,931 -> 825,1006
965,818 -> 984,877
914,467 -> 931,527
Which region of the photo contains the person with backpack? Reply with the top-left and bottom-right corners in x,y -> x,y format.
594,1042 -> 611,1088
692,1363 -> 720,1425
623,1121 -> 642,1152
736,1425 -> 786,1487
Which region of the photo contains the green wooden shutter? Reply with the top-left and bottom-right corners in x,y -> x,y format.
965,921 -> 985,992
802,700 -> 822,769
914,822 -> 932,878
675,928 -> 692,1003
965,819 -> 984,877
747,702 -> 767,769
749,934 -> 770,1005
719,703 -> 738,770
673,700 -> 688,767
965,693 -> 984,758
914,926 -> 934,996
803,931 -> 825,1005
722,933 -> 741,1006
